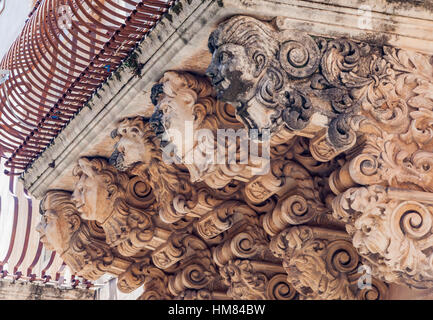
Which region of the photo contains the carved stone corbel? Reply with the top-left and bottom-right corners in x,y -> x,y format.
110,116 -> 227,224
333,185 -> 433,289
205,15 -> 359,161
72,157 -> 170,256
167,254 -> 218,298
37,190 -> 132,281
204,14 -> 433,295
150,234 -> 208,270
270,226 -> 388,300
220,259 -> 298,300
212,215 -> 269,268
195,200 -> 257,240
244,159 -> 328,236
206,15 -> 433,166
330,129 -> 433,195
117,256 -> 172,299
150,70 -> 270,189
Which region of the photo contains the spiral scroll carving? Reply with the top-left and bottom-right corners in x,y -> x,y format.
278,32 -> 321,79
266,274 -> 298,300
332,185 -> 433,288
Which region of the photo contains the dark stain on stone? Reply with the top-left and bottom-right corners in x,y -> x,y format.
385,0 -> 433,12
180,36 -> 189,45
361,33 -> 392,48
218,70 -> 254,104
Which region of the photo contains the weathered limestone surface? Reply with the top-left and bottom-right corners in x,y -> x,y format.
0,279 -> 94,300
18,0 -> 433,300
21,0 -> 433,199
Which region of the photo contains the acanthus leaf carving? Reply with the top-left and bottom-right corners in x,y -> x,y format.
332,185 -> 433,289
270,226 -> 388,299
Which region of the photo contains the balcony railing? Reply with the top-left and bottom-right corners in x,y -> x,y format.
0,0 -> 174,175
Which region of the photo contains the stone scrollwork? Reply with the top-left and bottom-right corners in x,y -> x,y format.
333,185 -> 433,289
220,259 -> 268,300
117,256 -> 172,299
220,259 -> 298,300
36,12 -> 433,300
330,130 -> 433,195
270,226 -> 388,299
195,200 -> 257,240
72,157 -> 163,256
206,15 -> 433,165
206,15 -> 353,160
246,159 -> 328,236
204,14 -> 433,295
37,190 -> 132,281
110,116 -> 225,224
150,70 -> 269,189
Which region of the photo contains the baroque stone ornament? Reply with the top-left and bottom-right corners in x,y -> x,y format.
206,15 -> 433,164
333,185 -> 433,289
72,157 -> 165,256
220,259 -> 298,300
37,191 -> 132,280
117,256 -> 172,299
205,14 -> 433,293
206,15 -> 337,158
150,70 -> 270,189
109,116 -> 227,224
38,12 -> 433,299
270,226 -> 388,300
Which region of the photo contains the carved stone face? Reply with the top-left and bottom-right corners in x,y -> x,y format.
72,158 -> 116,224
150,71 -> 216,165
158,92 -> 195,160
37,192 -> 79,254
115,123 -> 152,169
206,16 -> 284,135
206,43 -> 260,105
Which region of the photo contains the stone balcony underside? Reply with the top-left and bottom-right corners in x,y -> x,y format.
20,0 -> 433,300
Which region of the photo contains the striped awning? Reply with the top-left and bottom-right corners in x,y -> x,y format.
0,157 -> 90,288
0,0 -> 174,175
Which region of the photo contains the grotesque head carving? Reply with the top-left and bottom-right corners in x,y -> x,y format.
72,157 -> 154,256
150,71 -> 217,162
37,190 -> 80,254
72,157 -> 128,224
110,117 -> 157,171
37,190 -> 115,280
269,226 -> 385,300
206,16 -> 321,135
206,16 -> 279,106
